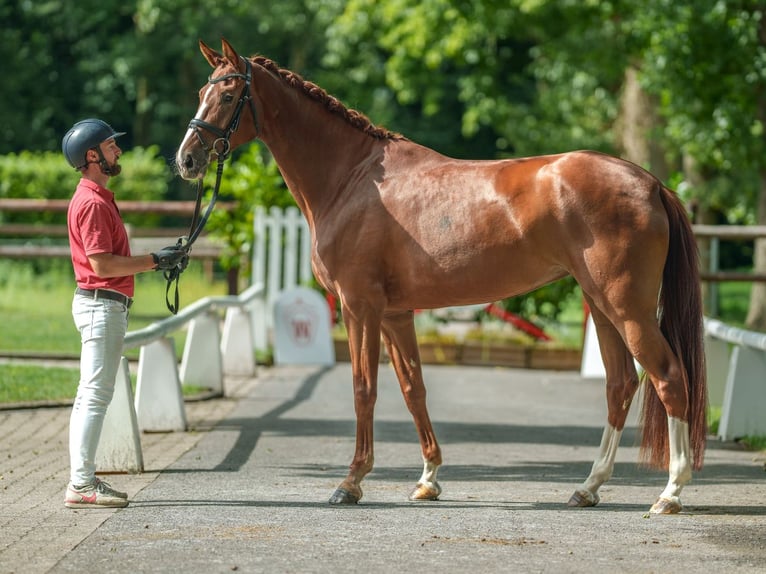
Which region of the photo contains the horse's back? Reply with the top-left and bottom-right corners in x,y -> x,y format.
379,145 -> 667,258
322,145 -> 670,309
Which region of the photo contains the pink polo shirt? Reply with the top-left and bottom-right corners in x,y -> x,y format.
67,178 -> 134,297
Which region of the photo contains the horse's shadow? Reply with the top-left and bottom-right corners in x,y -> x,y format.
160,367 -> 764,498
128,496 -> 766,516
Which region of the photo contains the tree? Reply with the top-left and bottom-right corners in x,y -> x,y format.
0,0 -> 135,153
633,0 -> 766,328
0,0 -> 344,155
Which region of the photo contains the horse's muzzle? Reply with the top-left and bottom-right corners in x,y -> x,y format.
176,148 -> 208,181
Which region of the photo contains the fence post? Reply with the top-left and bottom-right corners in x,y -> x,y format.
95,357 -> 144,473
718,345 -> 766,441
703,333 -> 729,407
134,337 -> 187,432
253,206 -> 267,290
180,310 -> 223,395
252,206 -> 269,353
580,316 -> 605,379
222,306 -> 256,376
708,237 -> 720,317
267,206 -> 283,309
284,207 -> 300,289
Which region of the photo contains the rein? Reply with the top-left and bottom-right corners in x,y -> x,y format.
165,57 -> 258,314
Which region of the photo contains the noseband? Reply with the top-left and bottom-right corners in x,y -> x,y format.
187,57 -> 259,159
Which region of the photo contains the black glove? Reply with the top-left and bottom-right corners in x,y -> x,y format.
152,245 -> 189,271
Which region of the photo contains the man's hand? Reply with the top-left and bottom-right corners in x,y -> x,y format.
152,245 -> 189,271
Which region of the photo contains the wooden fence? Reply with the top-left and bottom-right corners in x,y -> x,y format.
0,198 -> 235,261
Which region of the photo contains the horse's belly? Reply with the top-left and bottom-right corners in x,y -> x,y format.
385,248 -> 566,310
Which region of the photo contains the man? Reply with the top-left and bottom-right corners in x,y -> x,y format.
61,118 -> 187,508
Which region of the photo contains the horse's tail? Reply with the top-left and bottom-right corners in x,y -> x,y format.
640,185 -> 707,471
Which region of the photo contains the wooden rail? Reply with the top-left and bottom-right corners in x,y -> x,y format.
692,224 -> 766,240
0,240 -> 222,259
0,198 -> 235,215
0,199 -> 234,261
0,223 -> 190,238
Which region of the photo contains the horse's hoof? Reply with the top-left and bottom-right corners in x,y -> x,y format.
329,487 -> 360,505
567,489 -> 599,507
649,497 -> 682,515
409,482 -> 441,501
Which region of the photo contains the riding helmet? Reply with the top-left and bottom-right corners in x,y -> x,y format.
62,118 -> 126,169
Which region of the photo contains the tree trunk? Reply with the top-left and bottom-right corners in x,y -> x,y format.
745,170 -> 766,330
682,154 -> 716,315
227,266 -> 240,296
617,66 -> 670,181
618,66 -> 724,313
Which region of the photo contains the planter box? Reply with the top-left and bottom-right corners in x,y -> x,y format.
333,339 -> 388,363
460,341 -> 529,368
528,347 -> 582,370
417,341 -> 462,365
333,338 -> 581,371
333,339 -> 351,362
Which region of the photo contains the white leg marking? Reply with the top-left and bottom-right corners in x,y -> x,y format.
418,458 -> 439,489
658,416 -> 692,504
580,424 -> 622,496
569,424 -> 623,506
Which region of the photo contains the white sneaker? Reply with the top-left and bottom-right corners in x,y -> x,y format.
65,478 -> 128,508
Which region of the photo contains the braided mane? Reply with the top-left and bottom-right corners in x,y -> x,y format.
250,55 -> 405,141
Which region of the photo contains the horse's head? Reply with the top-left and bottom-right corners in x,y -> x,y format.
176,38 -> 259,180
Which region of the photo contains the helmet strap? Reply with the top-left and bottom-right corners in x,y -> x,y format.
88,146 -> 120,176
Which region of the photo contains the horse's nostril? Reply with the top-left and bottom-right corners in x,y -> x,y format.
183,154 -> 194,170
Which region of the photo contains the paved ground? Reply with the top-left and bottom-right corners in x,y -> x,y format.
1,364 -> 764,574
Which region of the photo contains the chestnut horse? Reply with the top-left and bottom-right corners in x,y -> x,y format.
176,39 -> 706,514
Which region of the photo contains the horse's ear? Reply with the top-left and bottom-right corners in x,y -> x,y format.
221,38 -> 241,69
199,39 -> 222,69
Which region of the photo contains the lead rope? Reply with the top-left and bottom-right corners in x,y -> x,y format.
164,155 -> 226,314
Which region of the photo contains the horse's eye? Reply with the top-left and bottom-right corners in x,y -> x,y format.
222,93 -> 234,104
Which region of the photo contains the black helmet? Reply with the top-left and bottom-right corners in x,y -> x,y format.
62,119 -> 126,169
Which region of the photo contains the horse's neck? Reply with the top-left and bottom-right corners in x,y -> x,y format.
253,69 -> 381,222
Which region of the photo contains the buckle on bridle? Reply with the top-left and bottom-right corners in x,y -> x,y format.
213,137 -> 231,158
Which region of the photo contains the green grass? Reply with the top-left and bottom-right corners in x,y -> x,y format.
0,260 -> 229,404
0,363 -> 214,404
0,259 -> 228,357
714,281 -> 752,327
0,363 -> 80,403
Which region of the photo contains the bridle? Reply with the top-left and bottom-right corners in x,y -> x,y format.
164,56 -> 259,314
187,57 -> 259,161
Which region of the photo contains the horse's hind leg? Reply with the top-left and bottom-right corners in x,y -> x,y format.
569,302 -> 641,508
625,322 -> 692,515
381,310 -> 443,501
583,303 -> 693,514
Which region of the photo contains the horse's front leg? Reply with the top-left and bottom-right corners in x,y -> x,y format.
381,310 -> 443,501
328,302 -> 383,505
